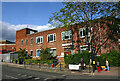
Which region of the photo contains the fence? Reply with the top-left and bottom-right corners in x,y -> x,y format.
23,62 -> 70,71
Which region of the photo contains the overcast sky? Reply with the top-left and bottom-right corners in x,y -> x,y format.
1,2 -> 63,42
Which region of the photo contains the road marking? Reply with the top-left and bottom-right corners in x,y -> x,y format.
17,74 -> 21,75
52,76 -> 57,78
62,75 -> 66,77
5,75 -> 18,79
22,75 -> 27,77
34,77 -> 40,80
44,78 -> 50,81
28,76 -> 33,78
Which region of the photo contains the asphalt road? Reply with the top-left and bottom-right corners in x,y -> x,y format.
1,65 -> 120,81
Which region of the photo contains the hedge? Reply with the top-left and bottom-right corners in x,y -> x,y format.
64,50 -> 90,66
98,50 -> 120,66
64,50 -> 120,66
24,59 -> 57,64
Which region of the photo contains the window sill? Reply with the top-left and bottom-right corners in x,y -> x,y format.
60,56 -> 64,57
48,41 -> 56,43
36,43 -> 43,44
80,36 -> 85,38
62,38 -> 71,41
36,56 -> 39,57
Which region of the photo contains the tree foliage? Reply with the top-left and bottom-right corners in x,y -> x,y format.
17,48 -> 27,62
49,2 -> 120,54
64,50 -> 120,66
39,47 -> 55,61
97,50 -> 120,66
64,50 -> 90,65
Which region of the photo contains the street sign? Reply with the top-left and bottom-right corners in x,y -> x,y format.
69,64 -> 80,70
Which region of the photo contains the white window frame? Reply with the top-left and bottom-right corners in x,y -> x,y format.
36,36 -> 43,44
30,50 -> 33,57
30,31 -> 34,34
79,27 -> 91,38
79,28 -> 85,38
36,49 -> 41,57
50,48 -> 57,57
47,33 -> 56,42
80,45 -> 88,53
21,39 -> 23,46
61,30 -> 72,40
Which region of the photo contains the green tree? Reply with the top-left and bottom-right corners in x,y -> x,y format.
39,47 -> 55,61
17,48 -> 27,62
99,50 -> 120,66
49,2 -> 119,54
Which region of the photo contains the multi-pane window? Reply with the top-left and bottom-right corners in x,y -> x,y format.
30,50 -> 33,57
79,27 -> 91,38
64,48 -> 71,52
50,49 -> 56,57
36,49 -> 41,57
47,33 -> 56,42
21,40 -> 23,46
79,28 -> 85,38
30,38 -> 33,45
80,46 -> 88,53
25,39 -> 28,45
36,36 -> 43,44
62,31 -> 72,40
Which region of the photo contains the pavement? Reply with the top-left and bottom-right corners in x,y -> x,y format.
2,62 -> 120,77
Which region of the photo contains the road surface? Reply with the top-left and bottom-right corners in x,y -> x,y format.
1,65 -> 119,81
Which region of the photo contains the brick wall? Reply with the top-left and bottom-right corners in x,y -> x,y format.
16,21 -> 120,62
0,40 -> 16,52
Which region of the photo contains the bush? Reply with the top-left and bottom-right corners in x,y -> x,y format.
24,59 -> 56,65
99,50 -> 120,66
25,59 -> 34,64
64,50 -> 90,65
14,59 -> 19,64
64,50 -> 120,66
80,50 -> 90,65
17,48 -> 27,63
39,47 -> 54,61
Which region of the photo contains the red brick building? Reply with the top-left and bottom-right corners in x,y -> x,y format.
16,20 -> 120,62
0,40 -> 16,53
